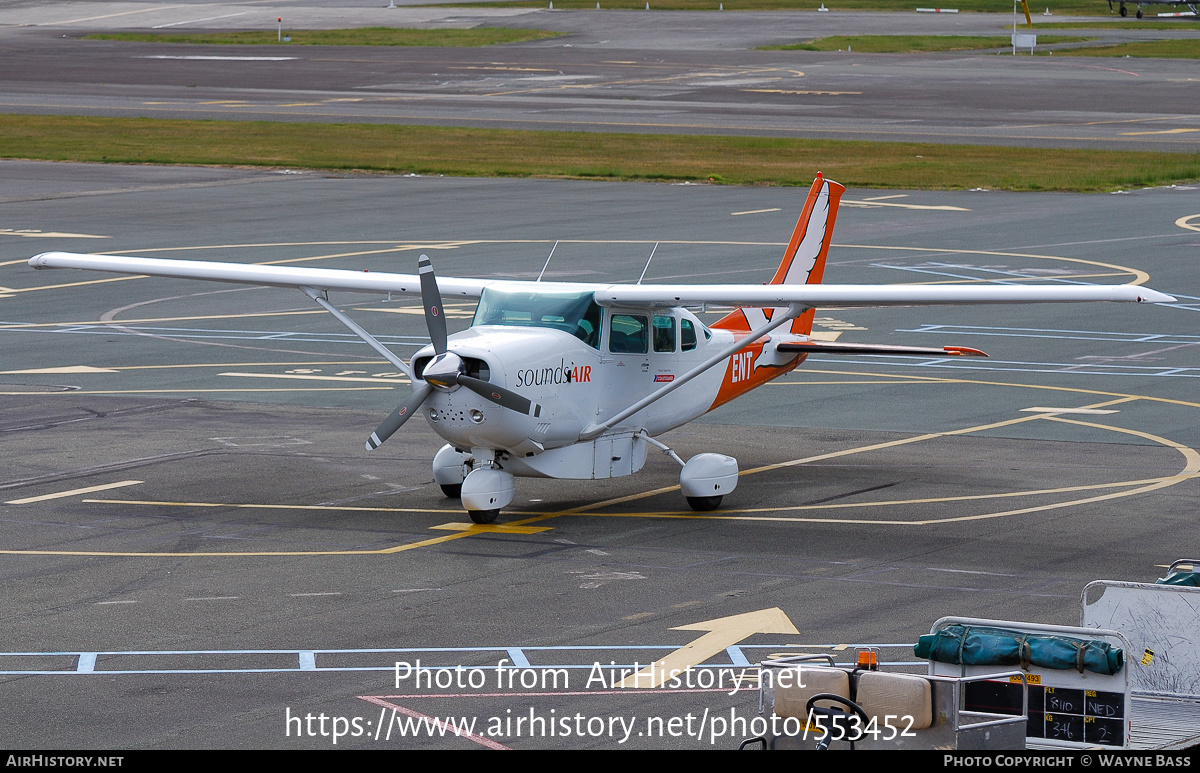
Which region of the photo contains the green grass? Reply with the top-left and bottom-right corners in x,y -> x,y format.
1,115 -> 1197,192
764,34 -> 1092,51
1053,37 -> 1200,55
418,0 -> 1130,14
84,27 -> 564,47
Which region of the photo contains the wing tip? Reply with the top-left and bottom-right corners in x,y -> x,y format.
944,346 -> 988,357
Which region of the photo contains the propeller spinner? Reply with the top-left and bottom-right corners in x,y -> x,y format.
364,255 -> 541,451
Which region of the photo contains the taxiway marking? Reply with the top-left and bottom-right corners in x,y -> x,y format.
619,608 -> 799,689
6,480 -> 142,505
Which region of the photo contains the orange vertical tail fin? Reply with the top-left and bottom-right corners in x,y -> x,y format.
713,174 -> 846,334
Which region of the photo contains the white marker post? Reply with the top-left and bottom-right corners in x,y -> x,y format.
277,17 -> 282,43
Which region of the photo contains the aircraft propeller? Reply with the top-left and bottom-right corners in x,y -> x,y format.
365,254 -> 540,451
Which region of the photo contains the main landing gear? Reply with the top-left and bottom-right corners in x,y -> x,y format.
638,435 -> 740,512
431,439 -> 742,521
1116,3 -> 1144,17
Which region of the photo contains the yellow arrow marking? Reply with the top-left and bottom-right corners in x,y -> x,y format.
619,607 -> 799,688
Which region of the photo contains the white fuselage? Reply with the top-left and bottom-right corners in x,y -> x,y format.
414,306 -> 735,478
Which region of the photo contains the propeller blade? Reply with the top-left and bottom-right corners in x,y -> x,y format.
457,375 -> 542,418
366,382 -> 433,450
418,253 -> 448,355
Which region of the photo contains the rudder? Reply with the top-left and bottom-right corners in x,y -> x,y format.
713,173 -> 845,335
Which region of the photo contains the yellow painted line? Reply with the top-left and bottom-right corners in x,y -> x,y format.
428,522 -> 552,534
786,368 -> 1200,412
6,481 -> 143,505
277,103 -> 322,107
1020,407 -> 1119,414
1177,214 -> 1200,233
581,478 -> 1168,520
82,499 -> 513,515
1120,128 -> 1200,136
620,608 -> 799,688
219,372 -> 411,385
730,208 -> 782,216
362,305 -> 475,318
0,502 -> 544,557
862,195 -> 908,201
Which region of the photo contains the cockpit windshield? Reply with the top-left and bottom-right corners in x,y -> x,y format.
472,289 -> 603,349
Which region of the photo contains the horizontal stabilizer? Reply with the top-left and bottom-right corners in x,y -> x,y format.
778,341 -> 987,357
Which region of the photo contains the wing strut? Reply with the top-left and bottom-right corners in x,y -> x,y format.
580,303 -> 806,440
300,286 -> 415,382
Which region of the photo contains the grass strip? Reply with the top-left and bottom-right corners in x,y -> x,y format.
1,114 -> 1197,192
424,0 -> 1121,13
763,34 -> 1092,51
1052,37 -> 1200,56
85,27 -> 564,47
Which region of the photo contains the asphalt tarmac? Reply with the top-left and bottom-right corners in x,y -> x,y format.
1,3 -> 1199,150
2,161 -> 1198,748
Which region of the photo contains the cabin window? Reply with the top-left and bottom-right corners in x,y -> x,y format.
473,289 -> 603,349
609,314 -> 649,354
653,315 -> 676,353
680,318 -> 698,351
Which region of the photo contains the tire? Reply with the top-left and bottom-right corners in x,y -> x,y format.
468,509 -> 499,524
440,484 -> 462,499
686,495 -> 723,512
1136,8 -> 1143,17
1119,4 -> 1127,15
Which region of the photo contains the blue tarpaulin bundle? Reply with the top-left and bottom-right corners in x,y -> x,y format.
914,624 -> 1123,675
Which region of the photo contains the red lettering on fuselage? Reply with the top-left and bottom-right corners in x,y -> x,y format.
572,365 -> 591,383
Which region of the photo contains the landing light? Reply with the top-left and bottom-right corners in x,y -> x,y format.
469,409 -> 484,424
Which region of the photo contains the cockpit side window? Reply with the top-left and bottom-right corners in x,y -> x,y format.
680,318 -> 698,351
653,315 -> 676,353
610,314 -> 649,354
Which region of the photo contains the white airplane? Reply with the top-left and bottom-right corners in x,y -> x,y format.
28,175 -> 1175,523
1108,0 -> 1197,18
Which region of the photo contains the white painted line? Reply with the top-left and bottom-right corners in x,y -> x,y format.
290,592 -> 343,597
152,11 -> 250,28
185,597 -> 240,602
140,55 -> 297,62
1020,407 -> 1120,415
841,199 -> 970,212
299,652 -> 317,671
730,208 -> 782,216
0,366 -> 119,374
391,588 -> 441,593
6,480 -> 143,505
76,653 -> 97,672
95,600 -> 137,605
219,372 -> 409,384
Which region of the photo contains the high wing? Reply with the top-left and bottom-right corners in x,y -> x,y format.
26,251 -> 1177,307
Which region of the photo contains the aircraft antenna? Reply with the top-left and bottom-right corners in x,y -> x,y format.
637,242 -> 660,285
536,240 -> 559,282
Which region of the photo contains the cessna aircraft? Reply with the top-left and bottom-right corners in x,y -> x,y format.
28,176 -> 1175,523
1108,0 -> 1197,18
